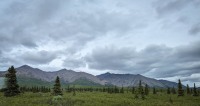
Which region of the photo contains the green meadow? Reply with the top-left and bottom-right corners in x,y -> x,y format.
0,91 -> 200,106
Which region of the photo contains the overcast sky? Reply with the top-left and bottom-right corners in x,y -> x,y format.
0,0 -> 200,86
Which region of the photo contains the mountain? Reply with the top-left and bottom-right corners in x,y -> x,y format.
97,72 -> 182,88
15,65 -> 105,85
159,80 -> 181,88
97,72 -> 167,87
0,65 -> 182,88
0,71 -> 6,77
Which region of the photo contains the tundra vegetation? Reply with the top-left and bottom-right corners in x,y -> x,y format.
0,66 -> 199,106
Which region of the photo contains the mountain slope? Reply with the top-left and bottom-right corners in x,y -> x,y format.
159,80 -> 186,88
97,72 -> 167,87
0,65 -> 183,88
97,72 -> 184,88
16,65 -> 105,85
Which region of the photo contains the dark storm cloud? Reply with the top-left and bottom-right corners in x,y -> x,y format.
0,0 -> 67,51
85,41 -> 200,81
0,34 -> 38,48
85,46 -> 137,72
0,0 -> 138,69
21,50 -> 57,64
189,23 -> 200,35
153,0 -> 194,16
153,0 -> 200,37
0,0 -> 146,54
36,0 -> 64,21
85,45 -> 171,74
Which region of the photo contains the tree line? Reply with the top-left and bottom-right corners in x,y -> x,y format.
1,66 -> 199,98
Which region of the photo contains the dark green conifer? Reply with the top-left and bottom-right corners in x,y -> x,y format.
178,79 -> 184,96
4,66 -> 20,97
186,84 -> 190,94
67,85 -> 70,92
171,86 -> 176,94
153,87 -> 156,94
53,76 -> 62,96
138,80 -> 143,94
167,87 -> 171,94
144,84 -> 149,95
193,83 -> 198,96
132,86 -> 135,94
120,85 -> 124,93
114,86 -> 119,93
73,85 -> 76,96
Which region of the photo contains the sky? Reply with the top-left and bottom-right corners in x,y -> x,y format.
0,0 -> 200,86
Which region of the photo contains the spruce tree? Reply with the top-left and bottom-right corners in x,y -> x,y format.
167,87 -> 171,94
153,87 -> 156,94
178,79 -> 184,96
126,87 -> 129,93
193,83 -> 198,96
4,66 -> 20,97
120,85 -> 124,93
53,76 -> 62,96
73,84 -> 76,96
132,86 -> 135,94
186,84 -> 190,94
171,86 -> 176,94
190,88 -> 193,94
144,84 -> 149,95
67,85 -> 70,93
137,80 -> 145,99
134,87 -> 139,99
138,80 -> 143,94
114,86 -> 119,93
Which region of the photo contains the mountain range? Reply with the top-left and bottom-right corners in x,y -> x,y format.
0,65 -> 181,88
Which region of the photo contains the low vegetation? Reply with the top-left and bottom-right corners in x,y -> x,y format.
0,91 -> 200,106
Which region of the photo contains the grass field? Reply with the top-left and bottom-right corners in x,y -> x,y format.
0,91 -> 200,106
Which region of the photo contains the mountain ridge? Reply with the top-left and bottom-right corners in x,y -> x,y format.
0,65 -> 181,88
16,65 -> 105,85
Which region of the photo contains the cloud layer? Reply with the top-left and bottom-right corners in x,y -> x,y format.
0,0 -> 200,86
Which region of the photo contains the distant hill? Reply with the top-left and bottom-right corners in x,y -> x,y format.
159,80 -> 186,88
0,71 -> 5,77
17,65 -> 105,85
0,65 -> 183,88
97,72 -> 182,88
97,72 -> 165,87
0,65 -> 105,87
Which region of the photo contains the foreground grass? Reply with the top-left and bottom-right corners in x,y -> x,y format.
0,92 -> 200,106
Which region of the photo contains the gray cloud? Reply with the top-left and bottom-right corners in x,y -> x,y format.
35,0 -> 64,21
21,50 -> 57,64
0,0 -> 65,51
85,41 -> 200,82
62,57 -> 86,68
189,23 -> 200,35
0,0 -> 200,86
85,46 -> 137,72
85,45 -> 171,74
153,0 -> 193,16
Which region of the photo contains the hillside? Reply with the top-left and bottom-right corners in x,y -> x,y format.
15,65 -> 105,85
0,65 -> 182,88
97,72 -> 181,88
97,72 -> 165,87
